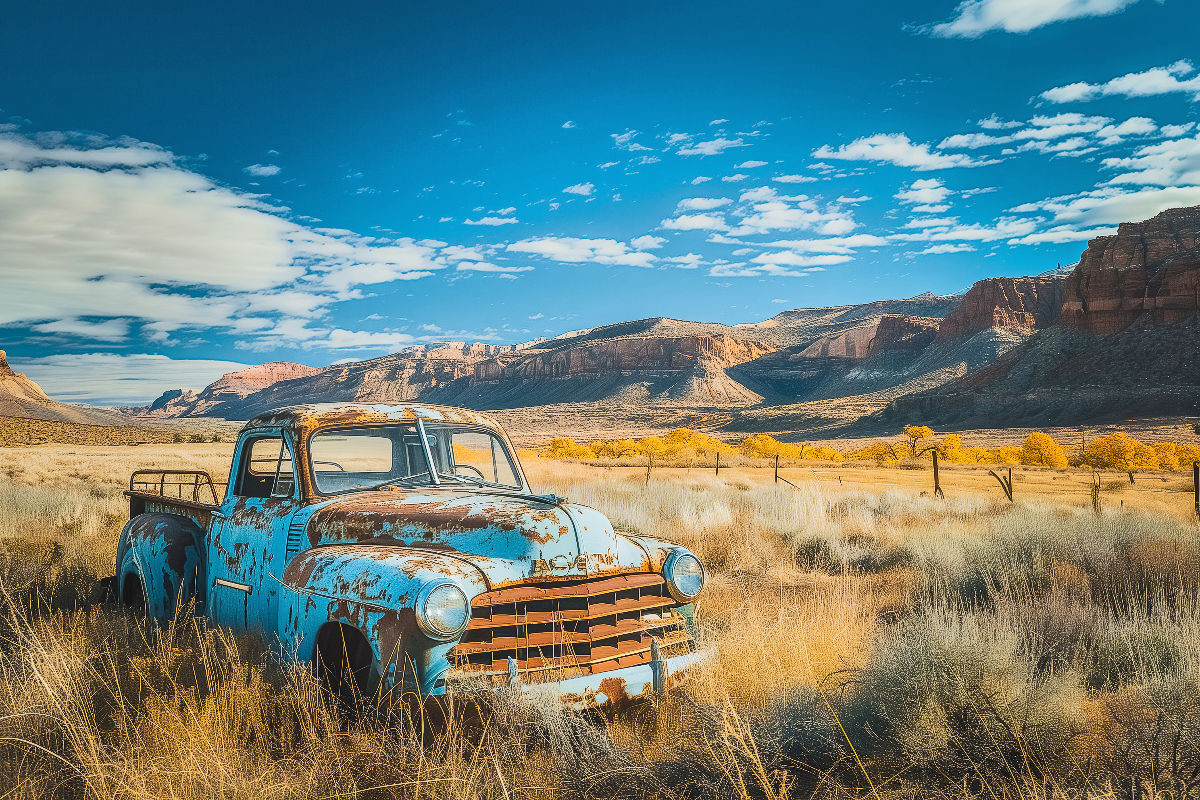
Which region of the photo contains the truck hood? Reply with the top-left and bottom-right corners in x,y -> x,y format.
303,489 -> 655,590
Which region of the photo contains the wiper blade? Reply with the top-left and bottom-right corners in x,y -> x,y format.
437,471 -> 486,486
372,473 -> 429,490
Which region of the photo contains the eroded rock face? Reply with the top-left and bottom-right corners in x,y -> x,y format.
937,277 -> 1065,341
475,335 -> 772,381
1059,207 -> 1200,334
0,350 -> 48,400
799,316 -> 939,359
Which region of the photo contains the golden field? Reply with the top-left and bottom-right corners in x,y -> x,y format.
0,440 -> 1199,798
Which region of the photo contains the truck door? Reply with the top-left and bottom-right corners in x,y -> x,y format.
209,430 -> 298,634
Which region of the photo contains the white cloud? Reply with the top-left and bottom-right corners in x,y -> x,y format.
763,234 -> 889,254
772,174 -> 817,183
597,161 -> 620,169
506,237 -> 656,267
662,253 -> 704,269
561,120 -> 576,129
916,243 -> 975,254
895,177 -> 953,205
750,252 -> 853,267
454,261 -> 533,273
721,174 -> 749,182
728,187 -> 858,236
324,329 -> 417,350
735,160 -> 768,169
709,118 -> 729,126
563,182 -> 595,196
926,0 -> 1146,38
660,213 -> 730,231
709,262 -> 817,278
28,317 -> 130,341
813,133 -> 994,170
1101,133 -> 1200,186
837,194 -> 872,204
0,133 -> 171,169
14,352 -> 253,404
690,176 -> 713,184
676,137 -> 747,156
611,130 -> 652,152
892,216 -> 1040,242
0,129 -> 464,350
1011,185 -> 1200,227
677,197 -> 733,211
243,163 -> 280,177
463,216 -> 518,226
1006,225 -> 1119,245
1040,60 -> 1200,103
631,235 -> 666,249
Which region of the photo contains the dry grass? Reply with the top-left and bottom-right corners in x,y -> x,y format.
0,444 -> 1196,797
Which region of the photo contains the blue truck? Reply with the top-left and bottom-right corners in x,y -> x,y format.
114,403 -> 708,707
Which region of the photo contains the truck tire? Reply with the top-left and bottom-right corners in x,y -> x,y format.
115,513 -> 206,625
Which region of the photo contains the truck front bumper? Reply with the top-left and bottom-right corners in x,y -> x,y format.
443,646 -> 713,710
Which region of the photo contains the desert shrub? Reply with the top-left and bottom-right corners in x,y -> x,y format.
835,604 -> 1085,781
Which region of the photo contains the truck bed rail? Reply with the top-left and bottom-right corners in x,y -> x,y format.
128,470 -> 225,506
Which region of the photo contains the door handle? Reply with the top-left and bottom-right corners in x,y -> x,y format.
214,578 -> 252,594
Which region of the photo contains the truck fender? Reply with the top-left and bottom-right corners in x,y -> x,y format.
278,544 -> 488,695
116,513 -> 206,623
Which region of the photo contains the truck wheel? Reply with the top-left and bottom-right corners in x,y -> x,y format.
315,623 -> 375,710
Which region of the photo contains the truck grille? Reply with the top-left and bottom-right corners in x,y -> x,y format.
449,573 -> 694,682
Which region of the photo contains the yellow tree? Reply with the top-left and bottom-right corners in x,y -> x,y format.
542,437 -> 595,460
1020,432 -> 1068,468
1080,433 -> 1159,471
1152,442 -> 1180,471
902,424 -> 935,457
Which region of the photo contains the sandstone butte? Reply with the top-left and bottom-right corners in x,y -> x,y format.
1059,206 -> 1200,334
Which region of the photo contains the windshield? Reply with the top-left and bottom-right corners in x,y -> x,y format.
308,422 -> 523,495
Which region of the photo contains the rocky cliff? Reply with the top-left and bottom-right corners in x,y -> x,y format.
142,361 -> 321,417
0,349 -> 128,424
937,276 -> 1065,341
1059,207 -> 1200,334
799,315 -> 939,359
475,334 -> 771,381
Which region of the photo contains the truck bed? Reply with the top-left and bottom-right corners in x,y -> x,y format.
126,470 -> 223,529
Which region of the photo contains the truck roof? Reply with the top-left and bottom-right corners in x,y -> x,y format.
242,402 -> 507,438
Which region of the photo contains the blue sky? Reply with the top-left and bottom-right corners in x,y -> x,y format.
2,0 -> 1199,403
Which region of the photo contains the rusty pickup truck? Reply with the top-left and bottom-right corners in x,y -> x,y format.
113,403 -> 708,708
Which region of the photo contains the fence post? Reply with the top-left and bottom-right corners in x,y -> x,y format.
774,454 -> 779,484
646,454 -> 653,483
715,452 -> 720,476
932,450 -> 944,499
1194,461 -> 1199,521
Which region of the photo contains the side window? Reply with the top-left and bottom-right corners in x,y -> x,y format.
236,436 -> 294,499
450,430 -> 520,487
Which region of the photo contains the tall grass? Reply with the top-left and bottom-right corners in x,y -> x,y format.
0,445 -> 1197,797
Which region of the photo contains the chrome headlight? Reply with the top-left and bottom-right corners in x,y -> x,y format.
415,582 -> 471,640
664,551 -> 705,601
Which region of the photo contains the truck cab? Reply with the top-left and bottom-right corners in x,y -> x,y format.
116,403 -> 708,708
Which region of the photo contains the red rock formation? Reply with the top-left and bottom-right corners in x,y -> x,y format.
800,316 -> 938,359
474,335 -> 773,382
937,276 -> 1065,341
1059,207 -> 1200,334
